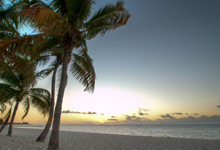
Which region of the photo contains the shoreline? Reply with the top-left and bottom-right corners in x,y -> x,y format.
0,127 -> 220,150
12,123 -> 220,140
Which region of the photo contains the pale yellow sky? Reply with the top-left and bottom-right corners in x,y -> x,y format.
6,86 -> 219,125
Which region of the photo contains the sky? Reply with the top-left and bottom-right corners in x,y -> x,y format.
3,0 -> 220,125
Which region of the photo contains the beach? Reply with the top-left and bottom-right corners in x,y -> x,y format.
0,127 -> 220,150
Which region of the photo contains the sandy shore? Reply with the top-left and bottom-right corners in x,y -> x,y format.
0,127 -> 220,150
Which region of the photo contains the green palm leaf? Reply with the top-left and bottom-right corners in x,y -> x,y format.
84,1 -> 130,39
35,67 -> 55,80
21,97 -> 30,120
20,5 -> 69,34
66,0 -> 94,24
0,34 -> 48,57
50,0 -> 68,16
0,22 -> 19,40
0,54 -> 36,87
0,69 -> 22,89
30,88 -> 51,99
0,103 -> 6,113
70,49 -> 95,93
0,83 -> 18,102
29,93 -> 50,117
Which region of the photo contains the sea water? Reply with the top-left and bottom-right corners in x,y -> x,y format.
15,124 -> 220,140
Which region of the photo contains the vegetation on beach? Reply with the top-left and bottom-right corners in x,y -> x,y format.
0,54 -> 51,136
0,0 -> 130,150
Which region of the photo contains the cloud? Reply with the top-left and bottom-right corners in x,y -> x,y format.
216,105 -> 220,108
193,113 -> 200,116
185,113 -> 188,115
138,112 -> 149,116
106,116 -> 119,122
138,108 -> 149,116
87,111 -> 97,115
124,115 -> 136,121
138,108 -> 149,112
107,119 -> 119,122
61,110 -> 97,115
71,114 -> 220,125
124,115 -> 147,122
153,115 -> 220,124
180,115 -> 220,124
172,112 -> 183,115
160,114 -> 176,119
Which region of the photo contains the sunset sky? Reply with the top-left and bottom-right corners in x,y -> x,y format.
4,0 -> 220,125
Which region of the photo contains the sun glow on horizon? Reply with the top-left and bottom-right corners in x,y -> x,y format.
67,87 -> 141,116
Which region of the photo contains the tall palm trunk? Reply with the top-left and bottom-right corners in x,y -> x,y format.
7,100 -> 20,136
36,60 -> 61,142
48,49 -> 69,150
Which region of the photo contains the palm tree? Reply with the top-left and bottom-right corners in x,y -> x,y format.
34,38 -> 96,146
1,0 -> 130,149
35,53 -> 62,142
1,1 -> 96,141
0,99 -> 13,133
0,54 -> 51,136
0,1 -> 20,133
0,2 -> 48,134
36,38 -> 96,142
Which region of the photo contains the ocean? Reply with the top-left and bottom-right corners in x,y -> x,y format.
15,124 -> 220,140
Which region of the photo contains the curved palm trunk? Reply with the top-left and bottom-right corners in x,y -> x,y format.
48,49 -> 69,150
36,60 -> 61,142
7,101 -> 20,136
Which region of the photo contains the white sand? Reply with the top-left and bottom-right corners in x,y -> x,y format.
0,127 -> 220,150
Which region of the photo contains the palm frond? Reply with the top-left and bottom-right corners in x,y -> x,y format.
35,35 -> 62,54
0,0 -> 6,9
72,33 -> 88,50
0,33 -> 48,58
29,92 -> 50,117
65,0 -> 95,24
21,96 -> 30,120
19,5 -> 69,34
35,54 -> 63,81
0,103 -> 6,113
0,31 -> 16,40
32,36 -> 62,67
30,88 -> 51,99
84,1 -> 130,39
70,49 -> 95,93
33,55 -> 51,67
35,67 -> 54,80
2,105 -> 12,121
0,19 -> 20,38
50,0 -> 68,16
0,54 -> 36,87
0,83 -> 18,103
0,0 -> 22,30
0,99 -> 14,114
26,0 -> 51,9
0,67 -> 22,88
